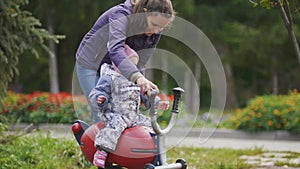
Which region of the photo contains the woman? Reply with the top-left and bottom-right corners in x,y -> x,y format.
75,0 -> 175,123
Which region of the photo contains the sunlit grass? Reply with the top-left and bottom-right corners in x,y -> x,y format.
167,146 -> 263,169
1,131 -> 299,169
0,132 -> 94,169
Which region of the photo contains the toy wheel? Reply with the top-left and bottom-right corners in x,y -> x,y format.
176,159 -> 187,169
105,163 -> 123,169
144,163 -> 155,169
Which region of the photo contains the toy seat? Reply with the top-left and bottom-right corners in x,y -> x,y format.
73,121 -> 156,169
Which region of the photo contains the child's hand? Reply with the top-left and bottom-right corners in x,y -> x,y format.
157,101 -> 169,110
97,95 -> 106,105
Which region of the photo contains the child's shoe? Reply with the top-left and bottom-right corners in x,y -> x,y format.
93,150 -> 108,168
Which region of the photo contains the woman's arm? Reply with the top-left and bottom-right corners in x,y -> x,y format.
108,11 -> 139,80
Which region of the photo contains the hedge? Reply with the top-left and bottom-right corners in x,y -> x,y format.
0,91 -> 90,124
230,90 -> 300,133
0,91 -> 173,125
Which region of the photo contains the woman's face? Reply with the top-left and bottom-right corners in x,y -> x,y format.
145,14 -> 171,36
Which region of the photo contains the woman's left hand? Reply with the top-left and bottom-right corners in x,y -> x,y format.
136,76 -> 159,96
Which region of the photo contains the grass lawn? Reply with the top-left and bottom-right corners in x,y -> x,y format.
1,131 -> 299,169
0,131 -> 255,169
167,146 -> 261,169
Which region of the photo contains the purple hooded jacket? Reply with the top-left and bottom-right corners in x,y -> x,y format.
76,0 -> 161,79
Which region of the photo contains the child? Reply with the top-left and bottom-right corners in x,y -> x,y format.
89,45 -> 168,168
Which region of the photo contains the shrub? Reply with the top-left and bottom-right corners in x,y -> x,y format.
230,90 -> 300,132
0,91 -> 174,125
0,91 -> 90,124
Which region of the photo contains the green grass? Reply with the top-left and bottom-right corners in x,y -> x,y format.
273,151 -> 300,167
167,146 -> 262,169
0,133 -> 94,169
1,130 -> 299,169
0,130 -> 263,169
275,161 -> 300,168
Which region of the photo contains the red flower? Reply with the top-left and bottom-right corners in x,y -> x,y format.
157,93 -> 169,101
54,94 -> 60,105
26,94 -> 34,102
169,95 -> 174,102
19,101 -> 23,106
33,91 -> 40,96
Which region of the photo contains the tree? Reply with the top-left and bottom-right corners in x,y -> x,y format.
25,0 -> 121,92
8,0 -> 300,108
250,0 -> 300,64
0,0 -> 62,99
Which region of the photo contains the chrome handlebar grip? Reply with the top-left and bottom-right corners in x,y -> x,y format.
150,87 -> 184,135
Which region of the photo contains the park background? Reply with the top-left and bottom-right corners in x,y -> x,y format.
2,0 -> 300,130
4,0 -> 300,108
2,0 -> 300,168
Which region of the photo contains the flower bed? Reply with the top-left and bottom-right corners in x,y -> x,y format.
230,90 -> 300,133
0,91 -> 174,125
1,91 -> 90,124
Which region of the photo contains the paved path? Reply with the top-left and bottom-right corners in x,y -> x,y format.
49,131 -> 300,153
11,124 -> 300,153
165,137 -> 300,153
16,124 -> 300,168
36,126 -> 300,153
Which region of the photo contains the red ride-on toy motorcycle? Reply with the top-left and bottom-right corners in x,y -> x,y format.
71,87 -> 186,169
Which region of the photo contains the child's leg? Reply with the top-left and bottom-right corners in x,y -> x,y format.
133,114 -> 154,132
94,113 -> 127,151
93,113 -> 128,168
93,148 -> 108,168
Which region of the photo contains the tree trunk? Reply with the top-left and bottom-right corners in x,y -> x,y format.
271,50 -> 279,95
162,56 -> 168,93
47,8 -> 59,93
183,61 -> 200,114
277,0 -> 300,65
224,63 -> 238,109
193,61 -> 201,112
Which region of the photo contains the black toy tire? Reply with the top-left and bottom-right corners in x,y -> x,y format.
104,163 -> 123,169
176,158 -> 187,169
144,163 -> 155,169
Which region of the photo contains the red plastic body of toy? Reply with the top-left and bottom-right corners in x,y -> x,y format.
72,122 -> 83,134
79,122 -> 156,169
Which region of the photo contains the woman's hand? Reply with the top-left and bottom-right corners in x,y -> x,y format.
136,76 -> 159,96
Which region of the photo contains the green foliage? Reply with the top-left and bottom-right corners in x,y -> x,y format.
173,0 -> 195,17
18,50 -> 50,93
0,0 -> 63,99
229,90 -> 300,132
4,0 -> 300,109
22,0 -> 122,92
0,133 -> 93,169
0,91 -> 90,124
249,0 -> 283,9
195,0 -> 300,107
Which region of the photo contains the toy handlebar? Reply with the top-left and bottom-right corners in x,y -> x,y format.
149,89 -> 159,96
171,87 -> 185,114
150,87 -> 184,135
